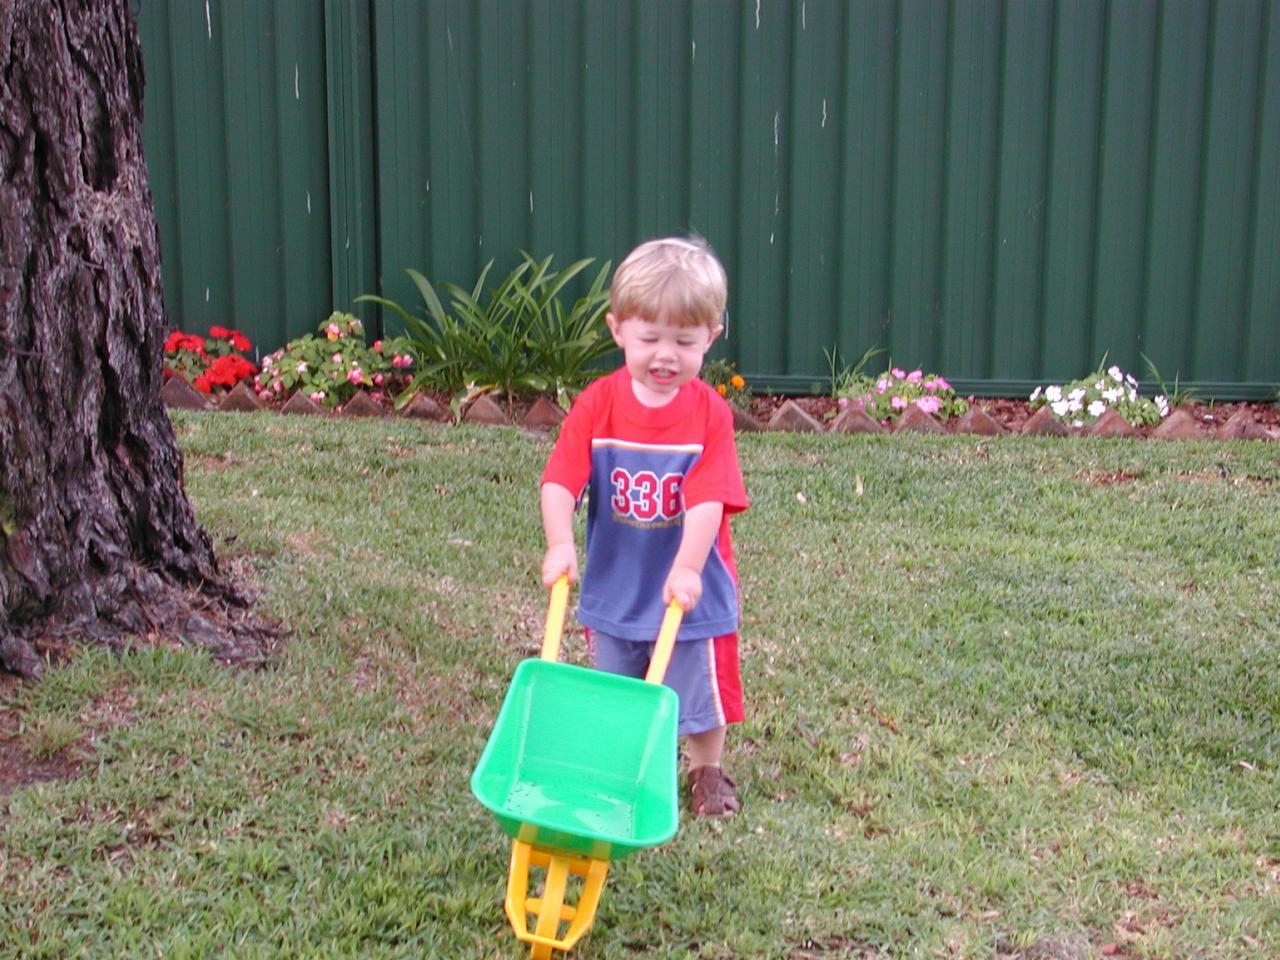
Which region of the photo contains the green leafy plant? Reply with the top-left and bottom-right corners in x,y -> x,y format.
357,253 -> 614,411
253,312 -> 415,409
163,326 -> 258,394
1030,359 -> 1169,427
700,358 -> 752,408
838,364 -> 969,421
823,343 -> 883,397
1141,354 -> 1198,409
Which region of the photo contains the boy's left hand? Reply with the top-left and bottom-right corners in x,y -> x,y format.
663,564 -> 703,611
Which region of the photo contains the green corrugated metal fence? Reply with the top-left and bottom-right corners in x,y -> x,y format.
140,0 -> 1280,398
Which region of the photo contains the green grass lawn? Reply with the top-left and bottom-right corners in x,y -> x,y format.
3,413 -> 1278,959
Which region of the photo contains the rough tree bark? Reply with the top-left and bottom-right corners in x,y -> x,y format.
0,0 -> 277,677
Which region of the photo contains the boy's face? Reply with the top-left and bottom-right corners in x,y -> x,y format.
607,311 -> 722,406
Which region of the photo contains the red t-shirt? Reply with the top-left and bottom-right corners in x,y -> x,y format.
542,368 -> 748,640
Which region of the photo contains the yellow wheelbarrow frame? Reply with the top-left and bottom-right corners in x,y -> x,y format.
472,576 -> 682,957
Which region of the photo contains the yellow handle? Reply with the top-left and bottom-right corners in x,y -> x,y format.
541,575 -> 570,662
644,600 -> 683,684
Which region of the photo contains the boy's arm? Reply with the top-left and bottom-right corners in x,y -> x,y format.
540,482 -> 579,586
664,501 -> 725,610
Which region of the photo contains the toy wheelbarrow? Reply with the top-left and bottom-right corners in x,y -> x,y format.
470,576 -> 682,958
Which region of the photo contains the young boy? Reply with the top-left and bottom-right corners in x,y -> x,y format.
540,236 -> 748,818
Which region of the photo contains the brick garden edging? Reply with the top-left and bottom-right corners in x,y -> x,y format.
162,378 -> 1279,442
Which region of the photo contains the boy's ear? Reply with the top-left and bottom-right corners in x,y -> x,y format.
706,323 -> 725,348
605,312 -> 625,346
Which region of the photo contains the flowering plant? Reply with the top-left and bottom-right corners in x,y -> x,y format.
839,366 -> 969,421
163,326 -> 258,393
700,358 -> 752,408
254,312 -> 415,408
1030,361 -> 1169,427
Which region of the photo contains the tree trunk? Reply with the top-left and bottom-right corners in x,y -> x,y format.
0,0 -> 277,677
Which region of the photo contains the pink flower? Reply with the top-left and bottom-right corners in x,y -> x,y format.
923,379 -> 938,391
347,368 -> 363,384
310,390 -> 325,402
296,361 -> 308,374
837,396 -> 849,408
876,378 -> 891,393
935,376 -> 951,391
331,353 -> 342,364
916,396 -> 941,414
370,391 -> 384,404
906,370 -> 923,383
891,367 -> 906,379
373,373 -> 384,386
274,381 -> 283,393
373,340 -> 383,353
891,396 -> 908,410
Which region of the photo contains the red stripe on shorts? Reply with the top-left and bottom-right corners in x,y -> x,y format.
712,631 -> 744,724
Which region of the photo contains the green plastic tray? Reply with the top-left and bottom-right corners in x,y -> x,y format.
470,659 -> 679,861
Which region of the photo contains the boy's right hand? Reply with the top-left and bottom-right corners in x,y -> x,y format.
541,543 -> 578,588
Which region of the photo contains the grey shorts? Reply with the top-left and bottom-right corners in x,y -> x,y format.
587,630 -> 743,736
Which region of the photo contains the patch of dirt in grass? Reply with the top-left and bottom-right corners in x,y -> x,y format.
995,933 -> 1093,959
0,673 -> 142,797
0,675 -> 82,795
1077,469 -> 1142,486
786,936 -> 886,958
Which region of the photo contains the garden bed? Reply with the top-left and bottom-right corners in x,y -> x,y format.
163,375 -> 1280,441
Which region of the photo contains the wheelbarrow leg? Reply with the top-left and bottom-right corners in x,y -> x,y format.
505,840 -> 609,957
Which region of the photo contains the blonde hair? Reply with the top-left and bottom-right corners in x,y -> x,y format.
610,236 -> 727,330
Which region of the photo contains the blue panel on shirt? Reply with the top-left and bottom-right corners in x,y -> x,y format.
578,439 -> 739,641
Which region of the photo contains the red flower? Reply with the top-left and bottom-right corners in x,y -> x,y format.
208,326 -> 231,339
164,331 -> 184,353
206,354 -> 258,387
230,331 -> 252,352
193,375 -> 212,393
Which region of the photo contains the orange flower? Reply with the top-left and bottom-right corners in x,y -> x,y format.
716,384 -> 727,396
730,374 -> 745,389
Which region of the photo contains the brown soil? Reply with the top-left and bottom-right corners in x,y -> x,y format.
0,673 -> 82,795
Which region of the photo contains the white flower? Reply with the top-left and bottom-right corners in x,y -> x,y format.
1155,396 -> 1170,417
1073,420 -> 1084,428
1126,374 -> 1138,388
1068,399 -> 1084,413
1051,400 -> 1071,416
1030,386 -> 1042,402
1127,388 -> 1138,402
1102,387 -> 1123,403
1108,365 -> 1124,382
1068,387 -> 1086,402
1045,385 -> 1063,403
296,361 -> 308,374
1094,379 -> 1107,391
1088,400 -> 1106,417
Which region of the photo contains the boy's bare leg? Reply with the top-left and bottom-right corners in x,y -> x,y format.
685,725 -> 727,769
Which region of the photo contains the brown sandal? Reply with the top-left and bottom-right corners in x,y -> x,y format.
688,765 -> 740,819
